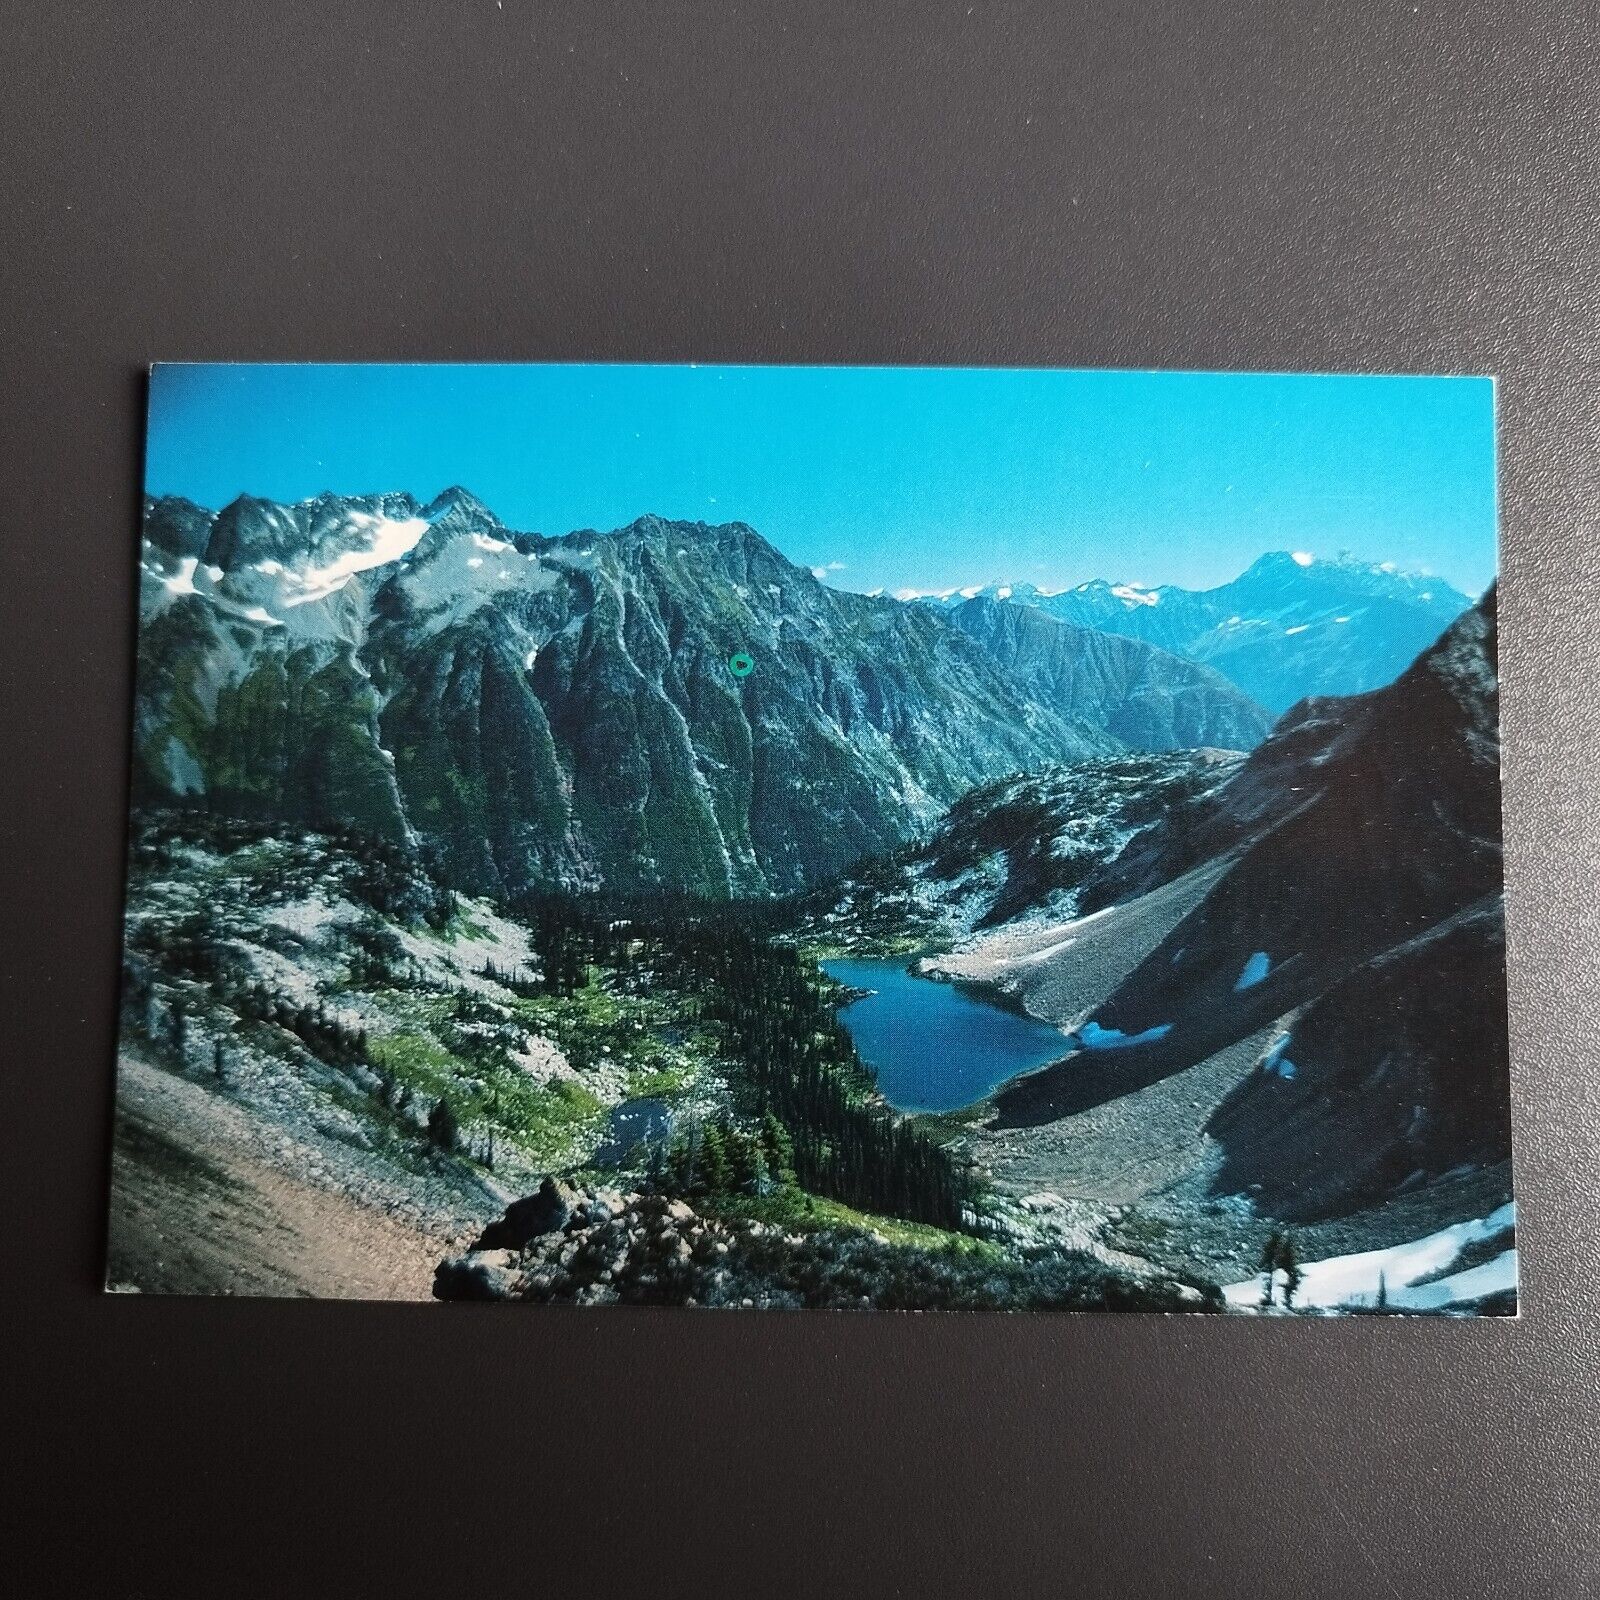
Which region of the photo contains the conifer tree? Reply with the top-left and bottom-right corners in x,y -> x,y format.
699,1123 -> 731,1194
169,1000 -> 189,1068
1258,1229 -> 1284,1308
761,1110 -> 796,1186
427,1097 -> 460,1153
1279,1234 -> 1302,1310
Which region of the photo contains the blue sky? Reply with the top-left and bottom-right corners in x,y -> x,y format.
146,363 -> 1498,595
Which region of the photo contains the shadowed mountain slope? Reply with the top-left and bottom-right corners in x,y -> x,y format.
986,588 -> 1507,1220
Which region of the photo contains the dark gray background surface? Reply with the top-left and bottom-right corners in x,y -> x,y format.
2,3 -> 1597,1595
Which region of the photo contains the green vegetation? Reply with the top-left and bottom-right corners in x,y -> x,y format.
120,813 -> 986,1256
708,1187 -> 1001,1259
508,895 -> 980,1230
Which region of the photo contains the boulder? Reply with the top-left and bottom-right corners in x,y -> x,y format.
433,1250 -> 521,1301
472,1177 -> 580,1251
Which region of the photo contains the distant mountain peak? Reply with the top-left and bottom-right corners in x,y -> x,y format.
422,485 -> 503,527
924,550 -> 1477,713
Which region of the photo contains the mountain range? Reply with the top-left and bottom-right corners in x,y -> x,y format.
133,489 -> 1269,898
928,552 -> 1474,713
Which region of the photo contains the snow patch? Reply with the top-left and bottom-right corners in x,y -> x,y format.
1291,551 -> 1314,566
298,514 -> 429,591
242,605 -> 283,627
1234,950 -> 1271,990
1111,583 -> 1159,606
282,574 -> 352,608
1077,1019 -> 1173,1050
1262,1032 -> 1297,1079
162,557 -> 200,596
1008,935 -> 1079,967
1283,623 -> 1311,636
1223,1203 -> 1516,1312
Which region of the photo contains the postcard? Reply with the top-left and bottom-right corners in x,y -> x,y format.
108,363 -> 1512,1311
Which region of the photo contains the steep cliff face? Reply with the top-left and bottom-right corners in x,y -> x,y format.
1205,898 -> 1510,1221
131,493 -> 1270,898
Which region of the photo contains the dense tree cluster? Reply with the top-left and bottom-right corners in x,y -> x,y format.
658,1110 -> 796,1198
665,927 -> 975,1229
509,893 -> 977,1230
235,983 -> 371,1067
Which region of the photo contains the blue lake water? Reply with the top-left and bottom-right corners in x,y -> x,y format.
822,956 -> 1072,1113
593,1097 -> 673,1164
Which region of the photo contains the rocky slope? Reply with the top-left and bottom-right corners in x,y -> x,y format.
110,812 -> 1220,1305
793,749 -> 1246,950
963,589 -> 1509,1222
938,552 -> 1473,713
132,490 -> 1273,899
944,595 -> 1271,749
433,1178 -> 1216,1310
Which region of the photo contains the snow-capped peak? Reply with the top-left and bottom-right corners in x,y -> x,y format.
276,512 -> 430,607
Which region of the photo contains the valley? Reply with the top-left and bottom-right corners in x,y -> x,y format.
110,487 -> 1515,1312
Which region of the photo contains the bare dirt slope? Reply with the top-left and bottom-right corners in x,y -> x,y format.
107,1058 -> 480,1300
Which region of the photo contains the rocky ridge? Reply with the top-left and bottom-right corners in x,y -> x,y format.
434,1178 -> 1218,1310
934,552 -> 1474,713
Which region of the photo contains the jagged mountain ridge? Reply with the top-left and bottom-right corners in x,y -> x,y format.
132,490 -> 1270,898
945,597 -> 1272,751
932,553 -> 1474,713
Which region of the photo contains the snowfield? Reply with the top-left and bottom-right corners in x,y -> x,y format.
1223,1202 -> 1516,1313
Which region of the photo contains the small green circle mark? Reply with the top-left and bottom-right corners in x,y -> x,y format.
728,652 -> 755,679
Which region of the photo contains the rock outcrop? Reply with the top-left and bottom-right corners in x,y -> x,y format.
434,1185 -> 1220,1311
